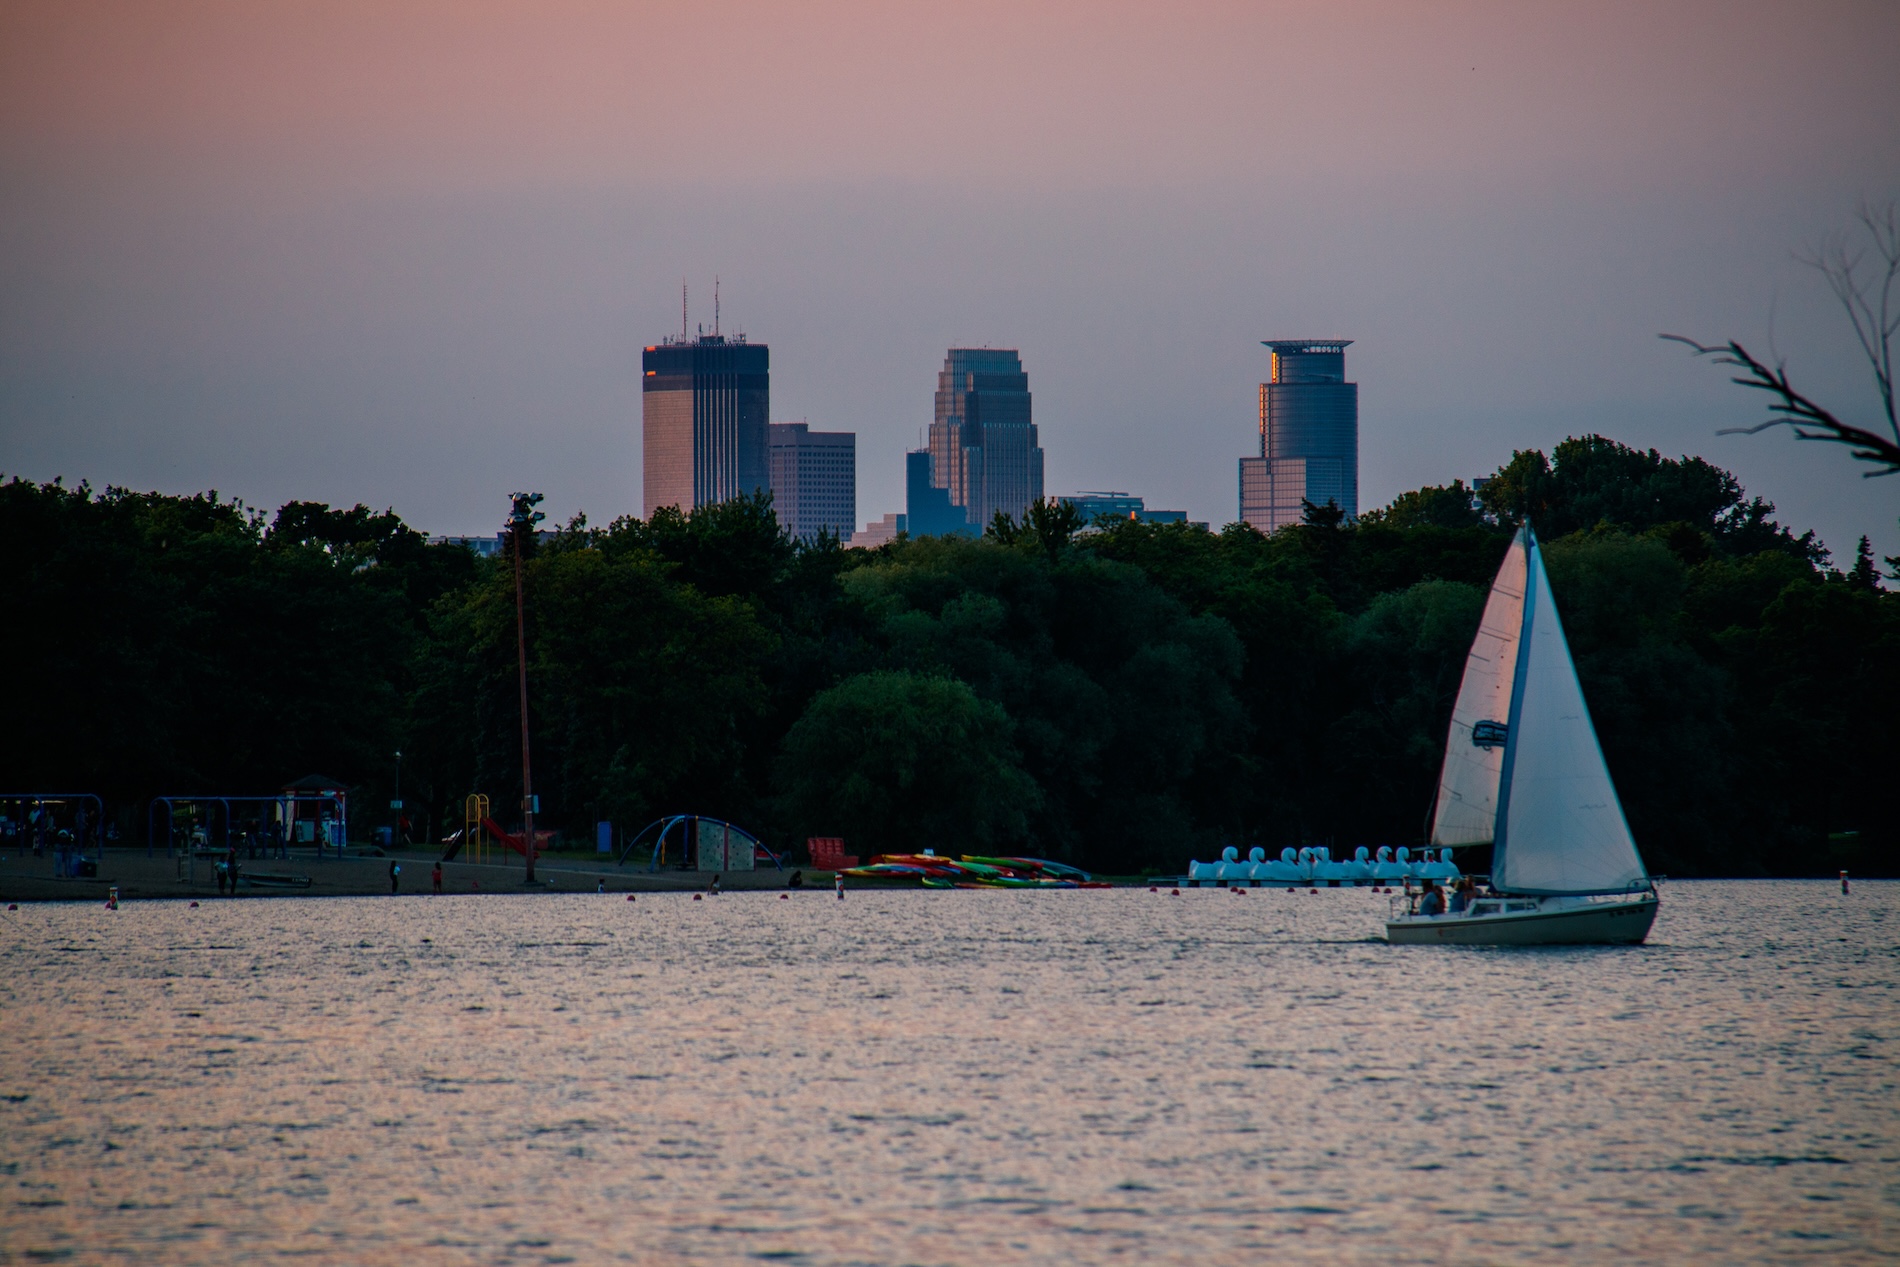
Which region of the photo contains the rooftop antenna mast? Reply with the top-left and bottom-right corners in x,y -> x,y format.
714,276 -> 720,336
681,280 -> 688,340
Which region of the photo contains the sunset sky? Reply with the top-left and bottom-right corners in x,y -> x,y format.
3,0 -> 1897,555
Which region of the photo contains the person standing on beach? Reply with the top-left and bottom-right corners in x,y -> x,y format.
389,860 -> 400,894
432,862 -> 443,894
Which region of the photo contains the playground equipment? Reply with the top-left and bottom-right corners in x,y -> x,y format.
448,793 -> 492,864
616,815 -> 784,872
0,794 -> 105,876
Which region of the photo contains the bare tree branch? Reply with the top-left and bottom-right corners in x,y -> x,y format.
1660,334 -> 1900,477
1798,200 -> 1900,443
1665,200 -> 1900,479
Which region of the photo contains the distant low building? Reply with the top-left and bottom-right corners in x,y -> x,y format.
428,531 -> 555,557
769,422 -> 856,542
1059,492 -> 1189,527
851,513 -> 907,549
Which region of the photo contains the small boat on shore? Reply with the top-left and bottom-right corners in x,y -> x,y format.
1388,522 -> 1658,946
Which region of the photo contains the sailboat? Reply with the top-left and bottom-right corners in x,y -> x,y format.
1387,522 -> 1659,945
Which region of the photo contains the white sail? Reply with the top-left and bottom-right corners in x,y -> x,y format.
1430,526 -> 1529,846
1491,530 -> 1649,894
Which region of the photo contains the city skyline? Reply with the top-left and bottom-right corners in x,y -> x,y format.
2,3 -> 1896,559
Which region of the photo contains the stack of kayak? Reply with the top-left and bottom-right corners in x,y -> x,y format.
839,854 -> 1110,888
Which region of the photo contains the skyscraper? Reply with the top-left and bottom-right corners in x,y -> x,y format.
642,332 -> 769,517
905,449 -> 970,538
1239,339 -> 1358,532
928,348 -> 1043,529
768,423 -> 856,542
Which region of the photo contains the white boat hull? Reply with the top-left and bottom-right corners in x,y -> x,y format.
1386,892 -> 1658,945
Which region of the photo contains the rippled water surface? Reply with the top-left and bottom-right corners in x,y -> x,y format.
1,881 -> 1895,1264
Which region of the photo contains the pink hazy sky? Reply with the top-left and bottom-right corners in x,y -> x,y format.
2,0 -> 1897,552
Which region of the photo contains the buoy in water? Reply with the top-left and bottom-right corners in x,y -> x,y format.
1170,888 -> 1180,895
692,893 -> 702,901
780,893 -> 789,900
1149,885 -> 1157,892
189,901 -> 199,908
626,894 -> 635,902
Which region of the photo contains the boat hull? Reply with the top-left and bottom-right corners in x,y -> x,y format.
1386,893 -> 1657,945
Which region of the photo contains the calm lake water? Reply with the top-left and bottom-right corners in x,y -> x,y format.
0,881 -> 1893,1264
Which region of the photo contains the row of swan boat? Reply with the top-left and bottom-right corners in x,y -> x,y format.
1185,845 -> 1458,887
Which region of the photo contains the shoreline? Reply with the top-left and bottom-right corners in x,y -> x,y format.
0,848 -> 837,903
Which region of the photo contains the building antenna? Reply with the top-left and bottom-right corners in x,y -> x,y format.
714,275 -> 720,335
681,280 -> 688,340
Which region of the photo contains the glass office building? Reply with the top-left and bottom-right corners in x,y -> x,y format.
768,423 -> 856,542
929,348 -> 1044,529
905,449 -> 971,538
642,334 -> 769,517
1239,340 -> 1358,532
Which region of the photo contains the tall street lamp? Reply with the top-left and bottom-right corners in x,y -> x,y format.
507,492 -> 545,883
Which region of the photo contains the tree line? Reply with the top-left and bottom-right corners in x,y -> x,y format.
4,434 -> 1894,876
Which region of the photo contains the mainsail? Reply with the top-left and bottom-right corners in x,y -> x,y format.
1430,526 -> 1529,846
1490,526 -> 1649,894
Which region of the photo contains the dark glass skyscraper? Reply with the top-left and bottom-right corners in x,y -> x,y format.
642,333 -> 769,517
928,348 -> 1043,528
1239,339 -> 1358,531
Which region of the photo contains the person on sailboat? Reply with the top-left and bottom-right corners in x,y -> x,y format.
1447,880 -> 1471,915
1417,885 -> 1445,917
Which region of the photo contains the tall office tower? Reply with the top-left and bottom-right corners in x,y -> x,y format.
642,332 -> 769,518
768,423 -> 856,542
905,449 -> 970,537
928,348 -> 1044,528
1239,340 -> 1358,532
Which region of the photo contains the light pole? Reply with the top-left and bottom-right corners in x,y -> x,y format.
507,492 -> 545,883
392,750 -> 403,844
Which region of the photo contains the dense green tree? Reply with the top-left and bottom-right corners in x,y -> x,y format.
1480,434 -> 1820,560
6,428 -> 1893,875
775,671 -> 1039,856
1360,480 -> 1487,531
